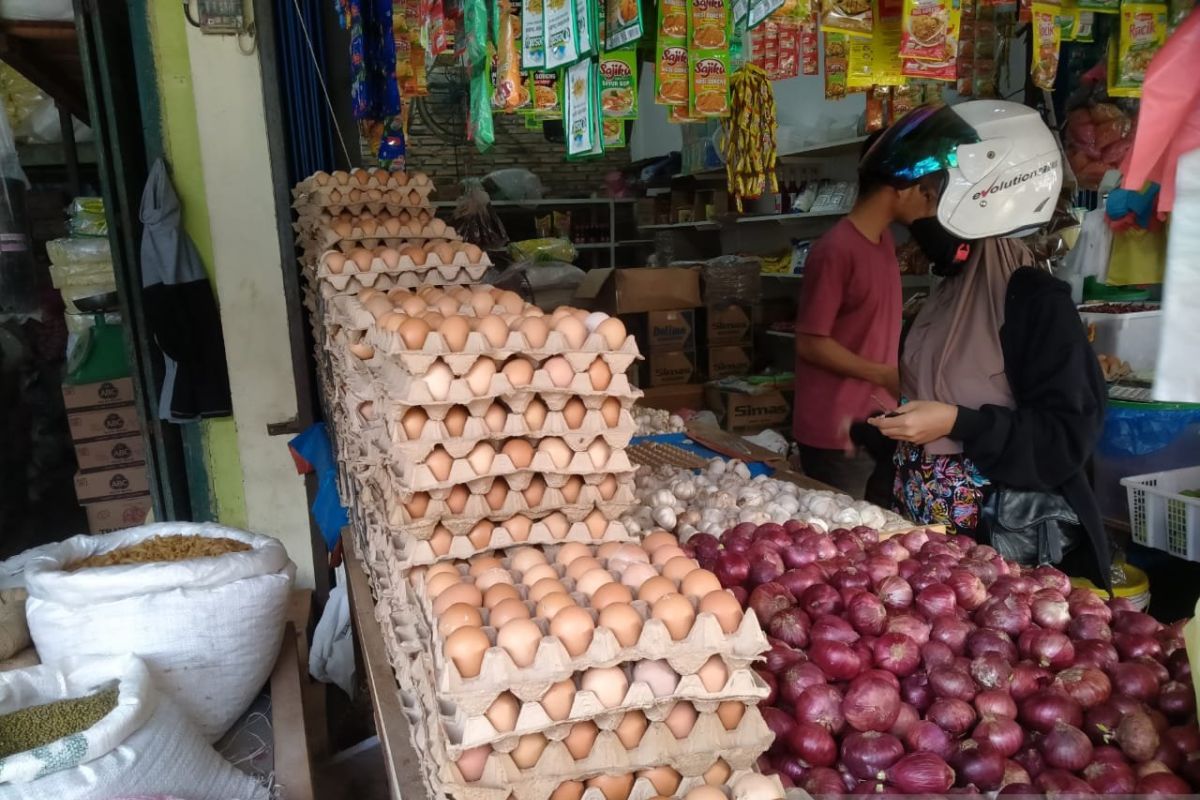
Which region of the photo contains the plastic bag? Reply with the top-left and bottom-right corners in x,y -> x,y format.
483,167 -> 545,200
452,178 -> 508,250
509,237 -> 577,262
68,197 -> 108,238
45,237 -> 112,266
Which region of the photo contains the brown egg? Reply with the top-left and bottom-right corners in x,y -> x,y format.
595,317 -> 627,349
576,568 -> 616,597
581,666 -> 628,709
325,252 -> 347,273
613,710 -> 647,747
483,583 -> 521,609
598,602 -> 643,647
455,745 -> 491,782
519,317 -> 551,349
586,439 -> 612,471
351,249 -> 374,272
463,243 -> 483,263
698,588 -> 744,633
702,760 -> 732,786
554,315 -> 588,349
697,655 -> 729,692
484,402 -> 507,433
662,556 -> 700,583
587,774 -> 634,800
523,399 -> 548,431
550,307 -> 574,324
474,315 -> 508,349
496,618 -> 542,667
651,545 -> 688,566
590,581 -> 633,610
641,531 -> 678,553
539,513 -> 566,540
495,290 -> 525,315
522,562 -> 558,586
431,242 -> 455,266
562,398 -> 587,429
664,702 -> 698,738
466,442 -> 496,477
551,781 -> 585,800
502,358 -> 535,388
555,542 -> 591,566
502,439 -> 534,469
529,578 -> 567,604
425,448 -> 453,482
522,475 -> 547,507
561,475 -> 585,503
540,678 -> 576,721
544,356 -> 575,389
470,291 -> 496,317
396,409 -> 427,442
639,767 -> 682,797
683,569 -> 723,599
468,556 -> 505,576
509,547 -> 547,573
423,361 -> 453,400
400,295 -> 427,316
425,561 -> 459,583
445,484 -> 470,514
563,723 -> 598,761
377,246 -> 398,268
619,562 -> 657,593
425,571 -> 460,599
606,543 -> 650,573
365,296 -> 393,318
565,556 -> 603,580
444,626 -> 490,678
538,438 -> 573,469
440,315 -> 471,352
437,603 -> 484,638
429,526 -> 453,556
587,358 -> 613,391
421,312 -> 446,330
473,561 -> 510,589
407,188 -> 422,206
484,479 -> 508,511
597,474 -> 620,501
485,692 -> 520,733
637,576 -> 677,604
596,541 -> 623,560
549,605 -> 595,656
489,597 -> 531,629
383,216 -> 403,235
504,514 -> 533,542
716,701 -> 745,730
348,342 -> 374,360
652,593 -> 696,641
536,592 -> 577,620
510,733 -> 548,769
434,583 -> 483,615
465,358 -> 497,396
439,406 -> 467,437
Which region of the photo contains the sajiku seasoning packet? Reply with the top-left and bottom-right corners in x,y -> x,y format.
689,48 -> 731,117
655,42 -> 690,104
599,49 -> 638,121
607,0 -> 644,47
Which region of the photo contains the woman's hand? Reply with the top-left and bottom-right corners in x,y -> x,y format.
868,400 -> 959,445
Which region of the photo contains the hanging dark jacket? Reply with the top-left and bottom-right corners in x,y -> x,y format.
949,266 -> 1113,592
139,158 -> 232,421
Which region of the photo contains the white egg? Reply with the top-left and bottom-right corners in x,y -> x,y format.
584,311 -> 610,333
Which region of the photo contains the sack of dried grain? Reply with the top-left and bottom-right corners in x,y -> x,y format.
0,587 -> 29,659
14,522 -> 296,740
0,655 -> 268,800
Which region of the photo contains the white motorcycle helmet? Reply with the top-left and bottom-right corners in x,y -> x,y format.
859,100 -> 1064,239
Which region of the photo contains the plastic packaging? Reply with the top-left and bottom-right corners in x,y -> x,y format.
484,168 -> 545,201
452,178 -> 508,250
46,236 -> 112,266
701,254 -> 762,305
68,196 -> 108,237
508,237 -> 577,263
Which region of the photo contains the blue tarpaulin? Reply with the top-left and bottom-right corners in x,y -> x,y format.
288,423 -> 349,550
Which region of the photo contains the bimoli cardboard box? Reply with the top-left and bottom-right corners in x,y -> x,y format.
706,345 -> 754,380
638,384 -> 706,413
702,303 -> 754,347
637,350 -> 699,387
574,266 -> 702,315
62,377 -> 135,410
624,309 -> 696,352
68,405 -> 141,442
74,464 -> 151,503
74,435 -> 145,471
85,493 -> 153,534
705,385 -> 792,433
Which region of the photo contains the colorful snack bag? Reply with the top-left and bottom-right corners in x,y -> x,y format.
801,19 -> 820,72
689,49 -> 731,116
523,0 -> 546,66
750,0 -> 788,25
599,49 -> 638,119
607,0 -> 644,47
866,87 -> 888,129
531,69 -> 563,116
824,32 -> 850,97
655,43 -> 690,104
669,105 -> 703,122
1030,3 -> 1060,89
658,0 -> 688,40
492,0 -> 523,110
576,0 -> 596,56
820,0 -> 875,35
544,0 -> 580,69
872,0 -> 908,83
689,0 -> 732,48
603,118 -> 627,147
565,58 -> 597,156
777,17 -> 801,77
1112,2 -> 1167,93
847,34 -> 876,86
900,0 -> 958,60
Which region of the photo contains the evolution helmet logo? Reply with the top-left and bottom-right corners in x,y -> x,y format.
972,158 -> 1059,205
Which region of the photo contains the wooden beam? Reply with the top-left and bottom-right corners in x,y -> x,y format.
269,621 -> 317,800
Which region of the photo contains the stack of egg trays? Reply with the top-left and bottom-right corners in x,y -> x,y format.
298,215 -> 461,254
291,169 -> 435,216
316,247 -> 493,297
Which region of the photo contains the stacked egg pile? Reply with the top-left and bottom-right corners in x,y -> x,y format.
372,533 -> 781,800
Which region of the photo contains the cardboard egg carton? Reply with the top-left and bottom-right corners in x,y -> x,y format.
317,264 -> 491,298
293,167 -> 435,195
297,178 -> 434,206
318,245 -> 492,278
379,407 -> 637,457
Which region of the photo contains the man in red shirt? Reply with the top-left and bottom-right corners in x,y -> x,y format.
792,160 -> 934,499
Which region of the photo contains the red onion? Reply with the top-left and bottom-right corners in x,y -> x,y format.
931,614 -> 975,655
1026,630 -> 1076,670
1137,773 -> 1192,795
966,628 -> 1017,662
1165,648 -> 1191,683
922,640 -> 956,671
1019,690 -> 1083,733
786,720 -> 838,767
728,585 -> 748,606
800,583 -> 843,618
797,533 -> 837,561
715,551 -> 751,587
770,754 -> 806,785
1160,635 -> 1185,656
796,684 -> 846,735
1031,596 -> 1070,632
757,668 -> 779,705
897,529 -> 928,554
975,689 -> 1018,720
976,595 -> 1033,637
1112,610 -> 1161,637
905,719 -> 954,759
1136,655 -> 1171,686
872,633 -> 921,677
1106,662 -> 1160,703
747,582 -> 796,625
1036,769 -> 1096,796
842,673 -> 901,732
802,766 -> 847,796
1068,613 -> 1112,642
1030,565 -> 1071,595
842,731 -> 905,779
831,566 -> 871,597
1083,760 -> 1137,794
846,592 -> 888,637
928,697 -> 977,737
876,575 -> 914,611
945,570 -> 988,611
1040,722 -> 1094,772
915,583 -> 957,619
763,706 -> 796,750
911,564 -> 951,594
897,558 -> 920,580
952,740 -> 1007,790
1071,598 -> 1113,624
1052,667 -> 1112,710
768,607 -> 812,648
884,613 -> 931,645
1092,744 -> 1126,762
1165,725 -> 1200,755
1015,745 -> 1047,780
779,662 -> 828,706
781,542 -> 818,569
755,522 -> 790,545
810,614 -> 859,645
1115,632 -> 1163,661
901,672 -> 934,712
765,640 -> 806,673
1083,701 -> 1122,745
864,555 -> 899,587
1073,640 -> 1119,669
886,752 -> 955,793
1116,710 -> 1160,762
809,640 -> 862,682
860,667 -> 901,690
970,654 -> 1013,690
1009,663 -> 1053,700
930,666 -> 978,702
1153,741 -> 1184,772
779,564 -> 825,595
1000,762 -> 1032,790
973,716 -> 1025,757
890,701 -> 918,738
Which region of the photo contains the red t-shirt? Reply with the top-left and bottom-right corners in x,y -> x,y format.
793,218 -> 901,450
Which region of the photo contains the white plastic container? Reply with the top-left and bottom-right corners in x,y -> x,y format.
1121,465 -> 1200,561
1078,304 -> 1162,374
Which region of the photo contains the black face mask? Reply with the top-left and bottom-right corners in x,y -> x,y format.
910,216 -> 974,277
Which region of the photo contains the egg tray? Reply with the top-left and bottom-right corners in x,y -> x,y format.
293,167 -> 434,195
378,408 -> 638,459
318,246 -> 492,276
317,264 -> 491,298
627,442 -> 711,471
297,179 -> 434,206
294,216 -> 457,245
323,233 -> 463,254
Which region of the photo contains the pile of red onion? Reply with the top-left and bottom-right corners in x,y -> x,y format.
684,521 -> 1198,796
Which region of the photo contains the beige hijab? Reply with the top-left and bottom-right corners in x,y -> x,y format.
900,237 -> 1033,455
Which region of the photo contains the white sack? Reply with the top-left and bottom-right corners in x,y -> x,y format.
309,574 -> 355,696
17,522 -> 296,740
0,0 -> 72,21
0,655 -> 268,800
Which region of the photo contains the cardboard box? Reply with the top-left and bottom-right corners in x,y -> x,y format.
623,309 -> 696,353
705,385 -> 792,433
68,405 -> 141,442
62,377 -> 135,410
640,349 -> 699,386
85,493 -> 152,534
638,384 -> 706,413
706,345 -> 754,380
575,266 -> 702,315
702,303 -> 754,347
74,435 -> 146,471
74,464 -> 151,503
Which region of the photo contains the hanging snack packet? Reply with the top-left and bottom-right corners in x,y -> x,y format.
565,58 -> 598,156
750,0 -> 788,26
599,49 -> 638,119
900,0 -> 958,60
607,0 -> 644,47
545,0 -> 580,68
523,0 -> 546,66
824,32 -> 850,97
656,43 -> 690,104
1111,2 -> 1167,94
669,105 -> 703,122
778,17 -> 801,77
866,87 -> 888,129
1029,3 -> 1061,89
872,3 -> 907,83
531,69 -> 563,116
847,32 -> 875,85
1074,9 -> 1095,39
492,0 -> 523,110
603,118 -> 627,147
801,19 -> 820,72
889,81 -> 922,119
689,49 -> 731,116
658,0 -> 688,39
576,0 -> 596,56
690,0 -> 732,48
821,0 -> 874,36
1077,0 -> 1117,13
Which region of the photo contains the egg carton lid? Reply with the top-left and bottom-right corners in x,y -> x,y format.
317,264 -> 491,298
379,408 -> 638,458
292,168 -> 434,194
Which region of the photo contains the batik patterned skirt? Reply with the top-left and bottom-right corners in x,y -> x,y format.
893,441 -> 991,536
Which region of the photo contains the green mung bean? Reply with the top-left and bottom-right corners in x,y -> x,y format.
0,686 -> 119,758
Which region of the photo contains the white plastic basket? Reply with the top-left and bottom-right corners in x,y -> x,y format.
1121,465 -> 1200,561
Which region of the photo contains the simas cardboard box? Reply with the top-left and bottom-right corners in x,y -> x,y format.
68,405 -> 141,442
74,464 -> 151,504
62,377 -> 135,410
700,303 -> 754,347
705,345 -> 754,380
74,435 -> 145,471
85,494 -> 152,534
634,349 -> 699,387
705,385 -> 792,433
638,384 -> 706,413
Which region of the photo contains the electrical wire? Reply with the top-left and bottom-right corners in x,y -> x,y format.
182,0 -> 201,27
289,0 -> 353,166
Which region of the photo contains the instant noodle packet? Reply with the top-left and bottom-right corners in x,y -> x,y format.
530,69 -> 563,116
544,0 -> 580,69
824,32 -> 850,97
523,0 -> 546,66
657,0 -> 688,40
900,0 -> 960,60
689,0 -> 732,49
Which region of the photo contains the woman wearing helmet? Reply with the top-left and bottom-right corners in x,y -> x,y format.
868,101 -> 1112,591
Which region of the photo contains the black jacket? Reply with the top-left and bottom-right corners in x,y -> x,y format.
949,266 -> 1112,591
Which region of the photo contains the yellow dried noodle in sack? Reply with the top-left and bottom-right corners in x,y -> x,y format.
723,64 -> 777,211
69,534 -> 251,570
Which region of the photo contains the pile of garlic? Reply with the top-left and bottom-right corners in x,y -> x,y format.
632,406 -> 686,436
621,459 -> 906,541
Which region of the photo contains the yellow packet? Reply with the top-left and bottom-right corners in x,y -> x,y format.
1113,2 -> 1167,94
872,0 -> 908,83
1031,3 -> 1061,89
820,0 -> 875,35
824,32 -> 850,97
689,0 -> 733,48
689,49 -> 731,117
847,34 -> 876,86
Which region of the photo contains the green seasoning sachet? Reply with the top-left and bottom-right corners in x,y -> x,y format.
607,0 -> 644,47
598,49 -> 638,120
545,0 -> 581,68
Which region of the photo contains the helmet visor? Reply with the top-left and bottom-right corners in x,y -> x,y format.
859,104 -> 981,185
